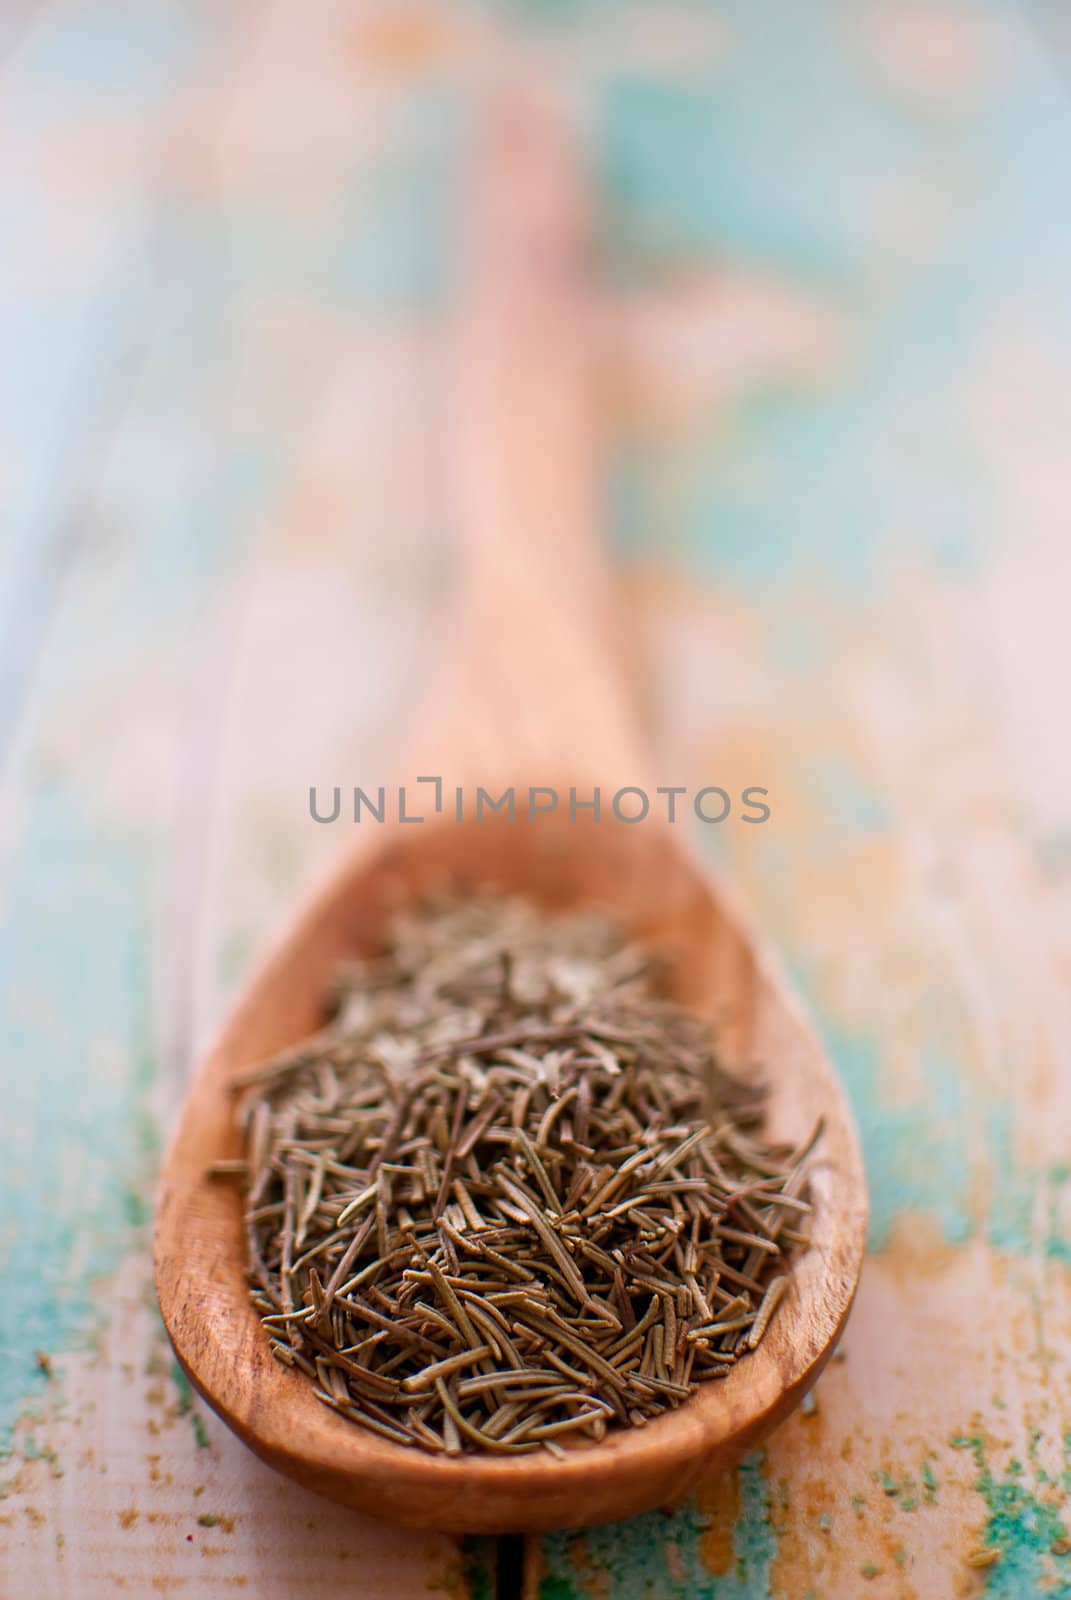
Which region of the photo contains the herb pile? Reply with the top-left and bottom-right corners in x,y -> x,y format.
225,898 -> 815,1456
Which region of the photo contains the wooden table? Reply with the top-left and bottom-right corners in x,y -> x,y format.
2,2 -> 1069,1595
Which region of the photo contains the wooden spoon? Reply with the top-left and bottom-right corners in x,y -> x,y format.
154,90 -> 866,1535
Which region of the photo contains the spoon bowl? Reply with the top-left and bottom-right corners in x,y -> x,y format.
154,808 -> 865,1531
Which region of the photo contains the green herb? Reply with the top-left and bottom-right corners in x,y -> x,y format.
232,897 -> 814,1456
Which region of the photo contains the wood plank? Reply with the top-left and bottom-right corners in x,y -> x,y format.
0,3 -> 472,1593
524,0 -> 1071,1592
0,0 -> 223,764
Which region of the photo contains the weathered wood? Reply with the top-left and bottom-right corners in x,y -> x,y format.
4,0 -> 1071,1592
0,3 -> 470,1594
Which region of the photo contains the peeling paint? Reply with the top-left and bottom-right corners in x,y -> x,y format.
539,1456 -> 775,1599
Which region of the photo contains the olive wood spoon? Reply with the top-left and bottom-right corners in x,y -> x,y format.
154,89 -> 866,1535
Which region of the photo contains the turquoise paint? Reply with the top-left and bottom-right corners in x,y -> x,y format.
0,0 -> 452,1454
1,29 -> 451,746
0,4 -> 212,757
599,3 -> 1071,596
802,758 -> 890,838
987,1106 -> 1071,1262
700,822 -> 1066,1262
697,822 -> 992,1255
827,1017 -> 1069,1261
15,0 -> 204,108
599,2 -> 1009,280
601,39 -> 917,277
987,1103 -> 1036,1255
0,119 -> 286,1443
491,0 -> 615,23
170,1361 -> 210,1450
539,1454 -> 775,1599
1046,1230 -> 1071,1269
330,91 -> 459,311
0,785 -> 155,1446
812,1025 -> 973,1251
0,511 -> 289,1447
944,1432 -> 1071,1592
586,5 -> 1071,1565
974,1463 -> 1071,1598
167,89 -> 458,320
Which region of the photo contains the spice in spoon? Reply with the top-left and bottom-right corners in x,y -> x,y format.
222,897 -> 816,1457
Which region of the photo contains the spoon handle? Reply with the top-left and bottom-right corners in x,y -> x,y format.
425,86 -> 646,790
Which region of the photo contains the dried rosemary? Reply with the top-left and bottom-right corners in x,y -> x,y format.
223,897 -> 815,1457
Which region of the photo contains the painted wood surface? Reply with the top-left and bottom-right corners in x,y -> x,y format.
2,2 -> 1070,1597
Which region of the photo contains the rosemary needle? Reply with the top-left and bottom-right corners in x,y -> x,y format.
235,896 -> 813,1456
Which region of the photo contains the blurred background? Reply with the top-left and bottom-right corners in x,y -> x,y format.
2,3 -> 1070,1596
